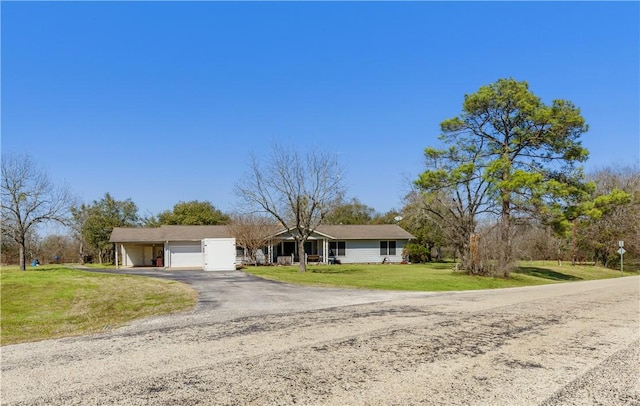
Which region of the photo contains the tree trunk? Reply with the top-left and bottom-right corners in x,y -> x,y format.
426,242 -> 434,262
297,239 -> 306,273
468,233 -> 482,274
19,238 -> 26,271
79,241 -> 85,265
499,197 -> 512,277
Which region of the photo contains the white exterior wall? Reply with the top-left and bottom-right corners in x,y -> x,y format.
122,244 -> 144,267
339,239 -> 408,264
118,240 -> 238,269
203,238 -> 236,271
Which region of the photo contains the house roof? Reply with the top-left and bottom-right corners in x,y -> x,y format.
109,227 -> 165,243
110,225 -> 232,243
110,224 -> 414,243
316,224 -> 415,240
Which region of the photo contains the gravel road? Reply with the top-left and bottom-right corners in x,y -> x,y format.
1,273 -> 638,405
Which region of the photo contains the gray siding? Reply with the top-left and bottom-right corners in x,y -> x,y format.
340,239 -> 408,264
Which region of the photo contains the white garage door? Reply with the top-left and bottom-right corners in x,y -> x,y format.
168,242 -> 202,268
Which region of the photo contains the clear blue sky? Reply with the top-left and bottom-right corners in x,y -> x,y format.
2,1 -> 639,220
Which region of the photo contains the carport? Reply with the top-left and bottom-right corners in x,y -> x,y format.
110,225 -> 237,271
111,227 -> 166,268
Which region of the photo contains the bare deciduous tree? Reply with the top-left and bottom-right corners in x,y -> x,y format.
227,213 -> 279,265
1,153 -> 75,270
235,144 -> 344,272
580,164 -> 640,268
37,234 -> 79,265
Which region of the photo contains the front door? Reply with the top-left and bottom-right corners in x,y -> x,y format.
143,246 -> 153,266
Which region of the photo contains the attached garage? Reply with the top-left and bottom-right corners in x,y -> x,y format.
167,242 -> 202,268
110,225 -> 239,270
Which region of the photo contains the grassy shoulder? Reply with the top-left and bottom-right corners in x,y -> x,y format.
1,265 -> 197,346
2,261 -> 632,346
243,261 -> 635,291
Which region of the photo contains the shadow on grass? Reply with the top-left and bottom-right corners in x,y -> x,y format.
515,266 -> 582,281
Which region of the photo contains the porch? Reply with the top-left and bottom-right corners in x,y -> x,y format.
270,239 -> 333,265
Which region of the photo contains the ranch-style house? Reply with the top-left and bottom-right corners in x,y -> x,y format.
109,224 -> 415,271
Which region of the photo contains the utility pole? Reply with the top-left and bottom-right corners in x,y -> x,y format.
572,217 -> 577,265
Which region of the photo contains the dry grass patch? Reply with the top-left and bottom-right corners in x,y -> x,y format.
1,265 -> 197,345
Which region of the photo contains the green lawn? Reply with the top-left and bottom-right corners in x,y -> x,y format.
1,261 -> 633,346
1,265 -> 197,345
243,261 -> 634,291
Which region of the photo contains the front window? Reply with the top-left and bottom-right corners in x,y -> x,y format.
329,241 -> 346,256
380,240 -> 396,256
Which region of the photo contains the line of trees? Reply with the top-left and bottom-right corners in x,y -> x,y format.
3,78 -> 637,274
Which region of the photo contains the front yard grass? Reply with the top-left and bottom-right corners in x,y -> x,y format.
2,261 -> 633,346
243,261 -> 634,291
1,265 -> 197,345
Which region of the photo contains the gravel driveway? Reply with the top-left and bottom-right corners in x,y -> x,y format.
1,270 -> 638,405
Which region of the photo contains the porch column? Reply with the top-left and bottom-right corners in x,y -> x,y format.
164,241 -> 169,268
115,243 -> 119,268
323,239 -> 328,264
